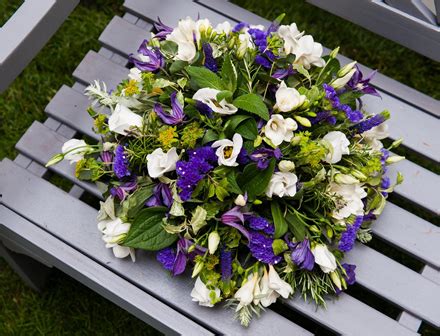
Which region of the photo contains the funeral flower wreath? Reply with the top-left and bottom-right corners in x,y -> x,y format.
48,15 -> 404,326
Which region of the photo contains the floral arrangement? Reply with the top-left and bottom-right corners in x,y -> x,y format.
48,15 -> 404,326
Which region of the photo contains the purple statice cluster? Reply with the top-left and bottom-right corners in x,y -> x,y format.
176,146 -> 217,201
289,238 -> 315,271
355,113 -> 385,134
113,145 -> 131,179
338,216 -> 363,252
246,216 -> 275,235
310,110 -> 336,126
220,249 -> 233,280
323,84 -> 363,123
248,231 -> 282,264
202,43 -> 218,72
250,147 -> 282,170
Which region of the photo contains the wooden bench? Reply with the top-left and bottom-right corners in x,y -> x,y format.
1,0 -> 439,334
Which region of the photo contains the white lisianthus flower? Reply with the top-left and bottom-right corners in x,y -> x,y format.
62,139 -> 90,164
211,133 -> 243,167
277,23 -> 304,54
192,88 -> 238,115
328,182 -> 367,220
234,273 -> 259,311
208,231 -> 220,254
264,114 -> 298,146
147,147 -> 179,178
275,81 -> 306,112
268,265 -> 293,298
108,104 -> 143,136
259,268 -> 279,307
191,277 -> 221,307
266,172 -> 298,198
292,35 -> 325,69
312,244 -> 337,273
98,217 -> 135,261
166,17 -> 198,62
214,21 -> 232,35
322,131 -> 350,164
362,123 -> 389,151
97,195 -> 115,221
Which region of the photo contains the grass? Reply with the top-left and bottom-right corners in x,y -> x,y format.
0,0 -> 438,334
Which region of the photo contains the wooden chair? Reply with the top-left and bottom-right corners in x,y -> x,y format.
1,1 -> 439,334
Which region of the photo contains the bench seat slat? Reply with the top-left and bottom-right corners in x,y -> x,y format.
197,0 -> 440,118
17,120 -> 440,268
0,206 -> 214,336
0,161 -> 438,334
77,31 -> 440,163
99,16 -> 151,57
0,159 -> 311,336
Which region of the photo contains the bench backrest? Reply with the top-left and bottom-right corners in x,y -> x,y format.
0,0 -> 79,93
306,0 -> 440,61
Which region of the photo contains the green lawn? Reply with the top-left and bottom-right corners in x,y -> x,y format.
0,0 -> 438,334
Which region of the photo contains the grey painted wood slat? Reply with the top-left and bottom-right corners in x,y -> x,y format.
387,159 -> 440,215
45,85 -> 101,141
22,112 -> 440,267
73,51 -> 128,90
373,202 -> 440,268
109,0 -> 440,161
197,0 -> 440,118
0,206 -> 214,336
99,16 -> 151,57
0,159 -> 311,335
14,121 -> 102,199
0,160 -> 434,333
123,0 -> 229,26
346,243 -> 440,327
283,293 -> 418,336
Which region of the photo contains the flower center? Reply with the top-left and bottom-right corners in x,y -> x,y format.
223,146 -> 233,159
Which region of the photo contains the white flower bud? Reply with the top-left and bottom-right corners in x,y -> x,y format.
278,160 -> 295,172
330,271 -> 342,290
331,68 -> 356,89
386,155 -> 405,164
334,173 -> 359,184
338,61 -> 357,77
208,231 -> 220,254
192,261 -> 204,278
234,194 -> 247,206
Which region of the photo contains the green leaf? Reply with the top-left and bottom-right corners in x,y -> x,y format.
202,129 -> 219,144
186,66 -> 224,90
161,40 -> 178,55
237,159 -> 275,199
215,185 -> 229,201
272,239 -> 288,255
236,118 -> 258,140
221,54 -> 237,93
226,172 -> 242,194
216,90 -> 233,102
271,202 -> 288,238
190,206 -> 208,234
233,93 -> 269,121
123,185 -> 155,219
123,207 -> 177,251
170,60 -> 188,74
224,114 -> 251,138
285,211 -> 306,241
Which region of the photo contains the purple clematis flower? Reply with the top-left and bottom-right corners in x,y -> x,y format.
129,43 -> 164,72
154,17 -> 173,40
146,182 -> 173,208
110,180 -> 137,201
250,147 -> 282,170
347,65 -> 380,97
272,66 -> 295,80
290,238 -> 315,271
154,92 -> 185,125
101,151 -> 113,165
335,263 -> 357,294
221,206 -> 250,240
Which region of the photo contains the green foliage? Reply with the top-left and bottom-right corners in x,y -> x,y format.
221,54 -> 238,93
186,66 -> 225,90
237,159 -> 275,199
233,93 -> 270,121
123,207 -> 177,250
271,201 -> 288,238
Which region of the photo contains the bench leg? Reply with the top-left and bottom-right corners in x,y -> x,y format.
0,240 -> 52,292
